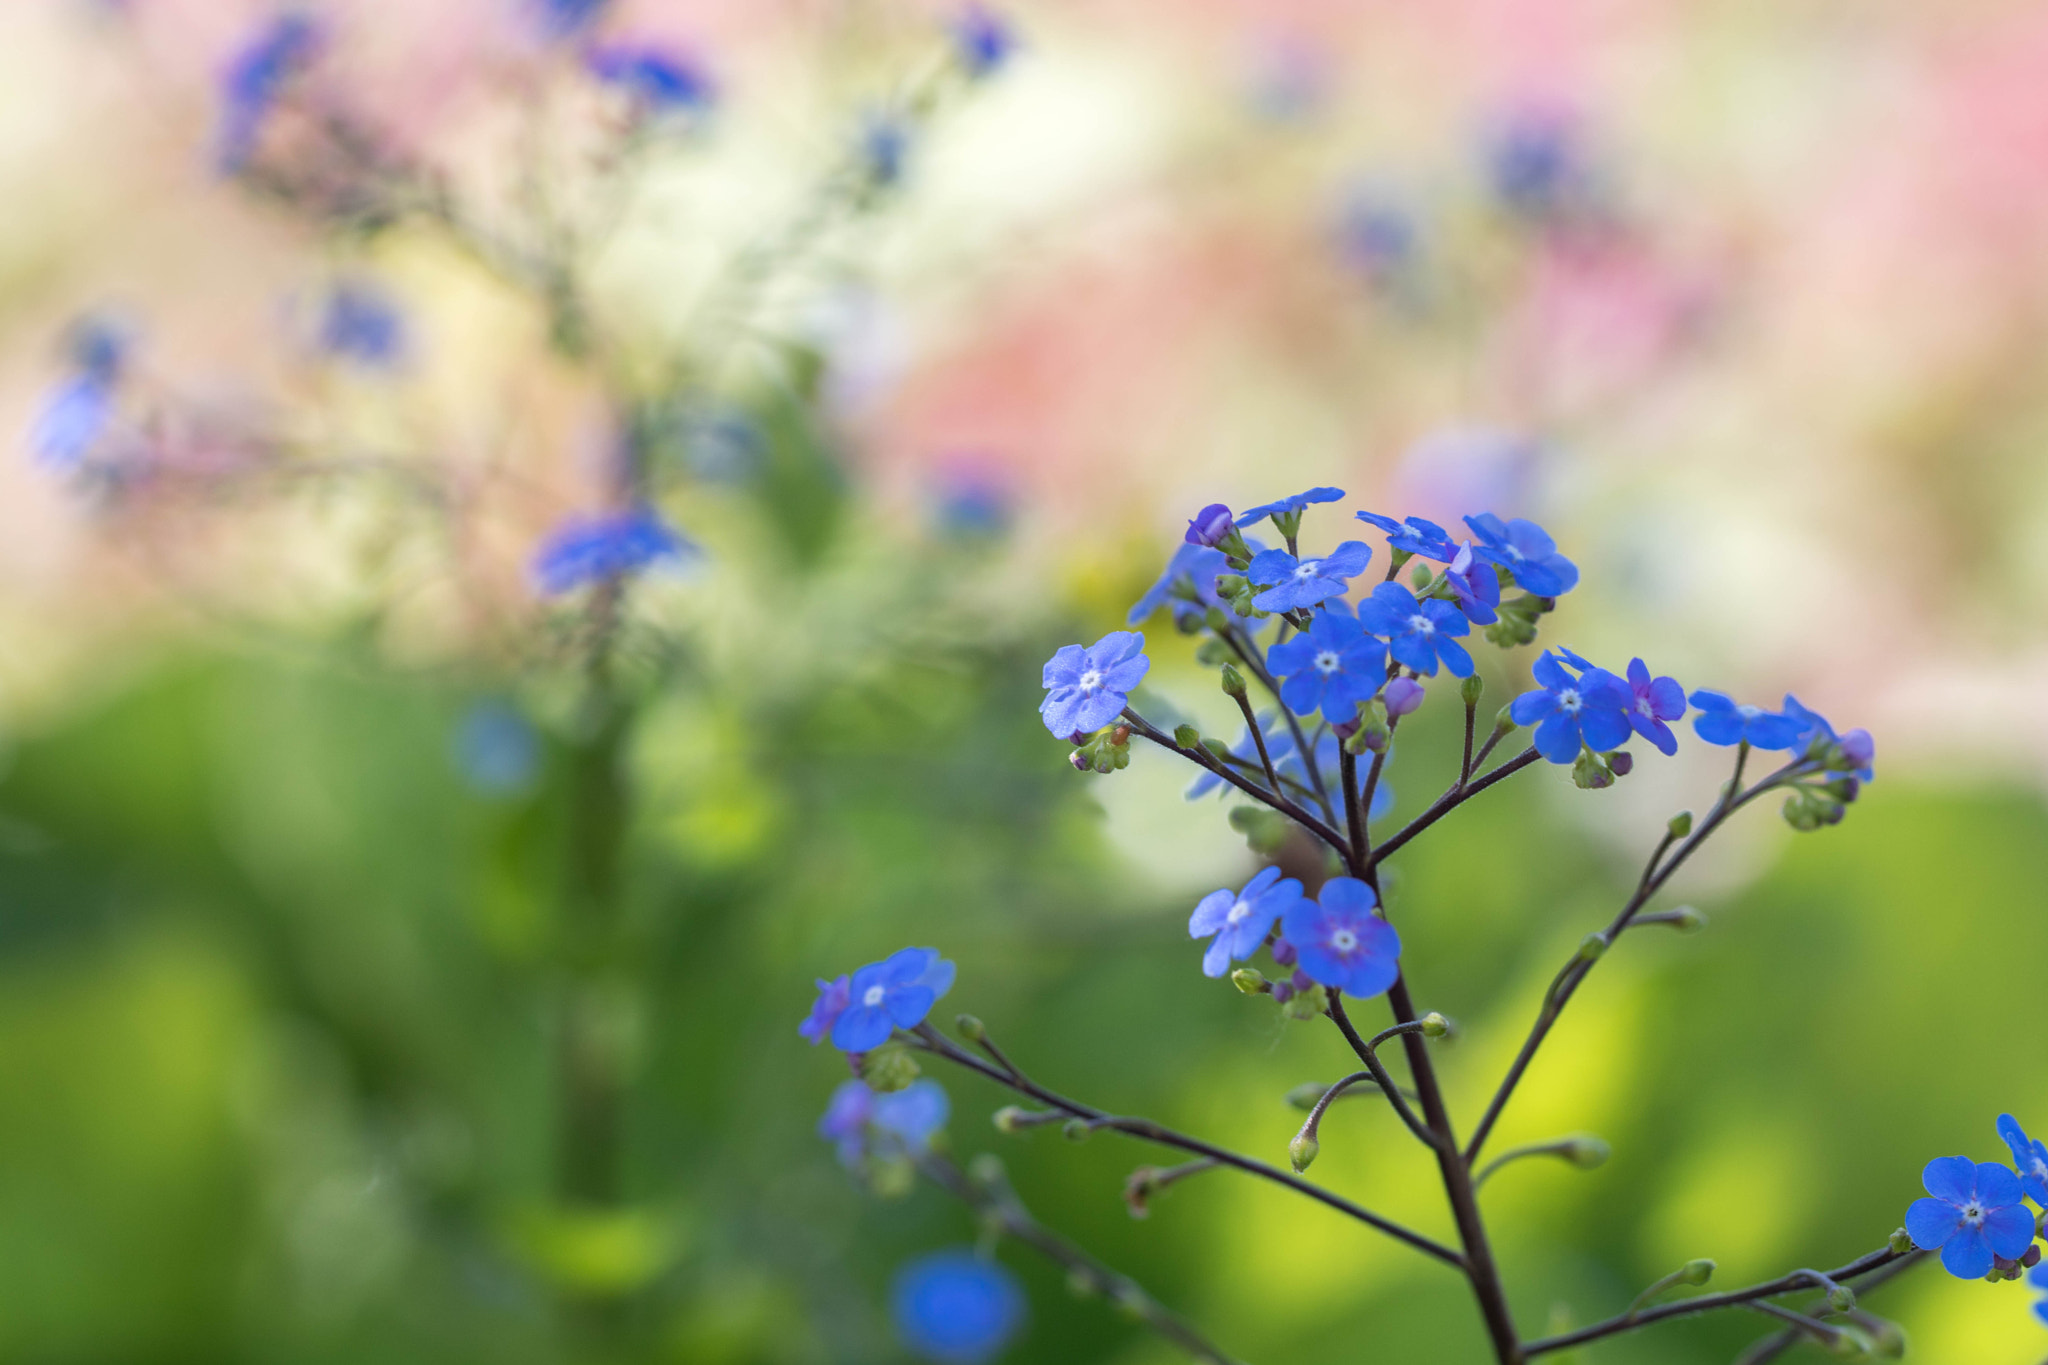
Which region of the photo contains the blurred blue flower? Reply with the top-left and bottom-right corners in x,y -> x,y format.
2032,1263 -> 2048,1325
818,1080 -> 872,1164
892,1251 -> 1025,1364
1356,582 -> 1473,678
1280,876 -> 1400,999
1905,1156 -> 2033,1279
2000,1115 -> 2048,1207
862,111 -> 911,186
1266,604 -> 1386,723
1238,486 -> 1344,528
1484,106 -> 1590,221
454,701 -> 540,795
1620,658 -> 1687,756
1463,513 -> 1578,597
1039,631 -> 1148,737
1511,650 -> 1633,763
1334,193 -> 1419,278
216,12 -> 324,172
29,316 -> 130,470
1436,543 -> 1499,625
1247,542 -> 1372,613
1128,543 -> 1225,626
532,506 -> 695,595
1187,865 -> 1304,978
800,975 -> 850,1045
933,463 -> 1011,539
585,44 -> 715,113
820,1078 -> 952,1166
1783,694 -> 1875,782
317,278 -> 407,369
1688,690 -> 1803,750
950,6 -> 1015,78
831,948 -> 956,1052
872,1079 -> 950,1150
1355,511 -> 1453,562
531,0 -> 611,40
1300,732 -> 1396,821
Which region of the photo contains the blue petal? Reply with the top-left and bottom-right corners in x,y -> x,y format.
1924,1155 -> 1979,1204
1246,548 -> 1298,586
1578,708 -> 1632,753
831,1004 -> 894,1052
1905,1196 -> 1961,1251
1433,636 -> 1474,679
1042,644 -> 1085,688
1318,541 -> 1374,579
1201,932 -> 1235,978
1533,713 -> 1583,764
1941,1226 -> 1994,1280
885,984 -> 936,1027
1976,1161 -> 2024,1207
1985,1203 -> 2036,1260
1510,688 -> 1559,726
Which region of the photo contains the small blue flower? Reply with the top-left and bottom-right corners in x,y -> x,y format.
1128,543 -> 1227,626
892,1251 -> 1025,1364
1463,513 -> 1579,597
585,44 -> 715,113
1265,604 -> 1387,723
1356,582 -> 1473,678
818,1080 -> 872,1164
1619,658 -> 1687,757
1281,876 -> 1401,999
873,1079 -> 951,1150
1040,631 -> 1149,737
1238,486 -> 1345,528
950,5 -> 1016,78
1484,107 -> 1589,220
1782,694 -> 1875,782
820,1078 -> 951,1166
2000,1115 -> 2048,1207
1905,1156 -> 2034,1280
216,12 -> 324,172
1688,690 -> 1804,750
317,279 -> 406,368
532,506 -> 695,595
453,701 -> 541,796
1246,541 -> 1373,613
1441,542 -> 1501,625
1187,865 -> 1306,978
830,947 -> 956,1053
30,374 -> 116,471
1355,511 -> 1454,562
933,464 -> 1011,539
1510,650 -> 1633,763
531,0 -> 611,40
800,975 -> 851,1045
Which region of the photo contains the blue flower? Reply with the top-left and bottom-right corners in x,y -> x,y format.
1484,107 -> 1589,220
586,44 -> 715,113
1188,865 -> 1306,978
862,110 -> 911,186
1441,542 -> 1501,625
1619,658 -> 1687,756
533,506 -> 696,594
2033,1262 -> 2048,1325
1356,582 -> 1473,678
830,948 -> 956,1052
1688,690 -> 1804,750
1128,543 -> 1227,626
891,1251 -> 1025,1364
1783,694 -> 1875,782
531,0 -> 611,40
317,279 -> 406,368
800,975 -> 850,1045
820,1078 -> 952,1166
216,13 -> 324,173
818,1080 -> 872,1164
1510,650 -> 1633,763
1184,503 -> 1235,548
1355,511 -> 1454,561
1246,541 -> 1373,613
933,465 -> 1010,539
2000,1115 -> 2048,1207
1905,1156 -> 2034,1280
30,375 -> 116,471
453,701 -> 540,796
1040,632 -> 1149,737
1334,194 -> 1419,279
1265,604 -> 1387,723
951,5 -> 1016,78
1463,513 -> 1579,597
1281,876 -> 1401,999
873,1079 -> 951,1150
1238,486 -> 1345,528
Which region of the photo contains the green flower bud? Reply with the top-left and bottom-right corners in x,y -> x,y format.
1289,1134 -> 1320,1173
1460,674 -> 1485,707
1174,723 -> 1201,750
1888,1227 -> 1914,1255
1231,968 -> 1271,995
1203,605 -> 1229,632
1062,1118 -> 1091,1142
1866,1318 -> 1907,1359
1194,638 -> 1233,666
956,1013 -> 986,1042
1421,1012 -> 1450,1038
1669,810 -> 1694,838
1826,1282 -> 1856,1313
1492,705 -> 1519,737
1565,1135 -> 1612,1169
1572,749 -> 1615,790
1679,1258 -> 1716,1287
860,1043 -> 921,1093
1410,563 -> 1434,590
1670,905 -> 1707,934
1577,933 -> 1609,963
1220,664 -> 1248,698
1202,737 -> 1231,760
992,1106 -> 1031,1134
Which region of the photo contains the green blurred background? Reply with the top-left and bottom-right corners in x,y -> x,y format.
4,1 -> 2048,1362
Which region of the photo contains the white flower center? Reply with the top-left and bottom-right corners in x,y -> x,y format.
1315,650 -> 1341,674
1408,613 -> 1434,635
1558,688 -> 1582,714
1635,696 -> 1654,716
1505,544 -> 1526,562
1962,1200 -> 1985,1226
1293,560 -> 1321,581
1078,668 -> 1103,694
1330,927 -> 1359,953
862,985 -> 887,1007
1225,899 -> 1252,925
1738,704 -> 1762,719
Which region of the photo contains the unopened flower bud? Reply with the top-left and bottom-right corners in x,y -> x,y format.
1562,1135 -> 1611,1168
1220,664 -> 1248,698
1608,750 -> 1634,777
1122,1167 -> 1157,1219
1826,1326 -> 1874,1358
1826,1282 -> 1856,1313
1421,1012 -> 1450,1038
992,1106 -> 1031,1134
860,1044 -> 921,1093
1289,1134 -> 1320,1173
1826,775 -> 1861,803
1270,937 -> 1298,967
1888,1227 -> 1914,1255
1062,1118 -> 1091,1142
1202,604 -> 1229,632
1385,677 -> 1425,718
1669,905 -> 1707,934
1110,725 -> 1130,745
1679,1258 -> 1716,1286
1492,705 -> 1518,737
1185,502 -> 1235,548
1668,810 -> 1693,838
1069,750 -> 1089,771
956,1014 -> 986,1042
1572,749 -> 1615,790
1460,674 -> 1484,706
1577,933 -> 1609,963
1174,723 -> 1201,750
1410,564 -> 1433,590
1231,968 -> 1271,995
2025,1245 -> 2042,1268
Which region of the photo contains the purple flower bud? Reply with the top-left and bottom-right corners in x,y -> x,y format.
1609,751 -> 1634,776
1270,937 -> 1298,967
1331,718 -> 1359,740
1068,750 -> 1089,771
1271,981 -> 1295,1003
1840,728 -> 1875,768
1184,503 -> 1236,548
1290,968 -> 1314,992
1384,677 -> 1425,717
